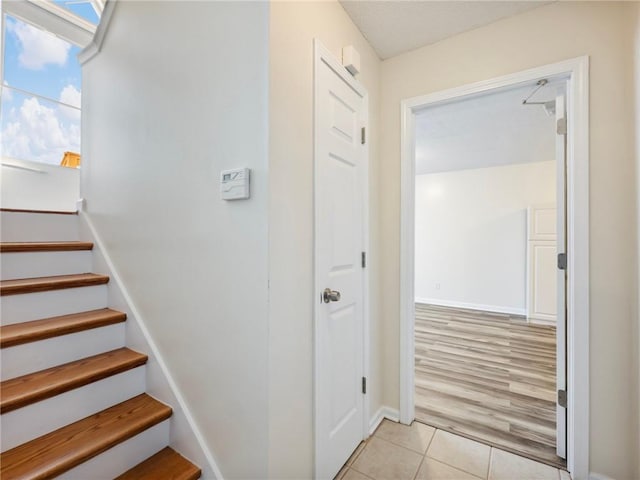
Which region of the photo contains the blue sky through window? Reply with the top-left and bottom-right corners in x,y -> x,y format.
1,15 -> 81,165
53,1 -> 100,24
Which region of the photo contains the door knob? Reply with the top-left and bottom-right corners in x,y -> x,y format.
323,288 -> 341,303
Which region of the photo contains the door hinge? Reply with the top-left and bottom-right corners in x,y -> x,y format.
361,251 -> 366,268
557,117 -> 567,135
557,253 -> 567,270
558,389 -> 567,408
361,127 -> 366,145
362,377 -> 367,394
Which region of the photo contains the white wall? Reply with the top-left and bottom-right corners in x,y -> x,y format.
380,3 -> 638,479
1,158 -> 79,212
415,161 -> 555,314
81,2 -> 269,478
269,2 -> 381,477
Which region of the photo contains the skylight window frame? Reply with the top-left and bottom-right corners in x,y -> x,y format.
3,0 -> 96,48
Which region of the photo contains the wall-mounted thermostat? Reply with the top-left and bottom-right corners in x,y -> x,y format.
220,168 -> 250,200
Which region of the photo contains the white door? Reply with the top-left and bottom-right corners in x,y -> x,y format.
555,92 -> 567,459
314,42 -> 368,480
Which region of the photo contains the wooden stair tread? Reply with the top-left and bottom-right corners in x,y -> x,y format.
0,273 -> 109,296
115,447 -> 201,480
0,242 -> 94,253
0,393 -> 172,480
1,348 -> 147,414
0,208 -> 77,215
0,308 -> 127,348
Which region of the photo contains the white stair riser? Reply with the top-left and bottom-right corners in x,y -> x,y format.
0,212 -> 79,242
0,285 -> 107,325
1,367 -> 146,453
0,251 -> 93,280
1,324 -> 125,379
61,420 -> 170,479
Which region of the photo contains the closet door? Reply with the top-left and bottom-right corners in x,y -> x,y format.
526,204 -> 557,324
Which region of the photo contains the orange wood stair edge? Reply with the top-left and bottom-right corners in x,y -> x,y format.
0,242 -> 94,253
0,273 -> 109,296
0,309 -> 127,349
0,394 -> 172,480
0,208 -> 77,215
0,347 -> 148,414
115,447 -> 202,480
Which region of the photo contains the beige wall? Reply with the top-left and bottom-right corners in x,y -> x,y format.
268,2 -> 381,477
379,3 -> 638,479
82,2 -> 269,478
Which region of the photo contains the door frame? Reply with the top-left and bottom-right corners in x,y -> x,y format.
313,38 -> 371,477
399,56 -> 589,478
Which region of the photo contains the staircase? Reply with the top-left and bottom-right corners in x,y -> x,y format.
0,210 -> 202,479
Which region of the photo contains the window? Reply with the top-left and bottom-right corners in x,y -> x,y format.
1,15 -> 82,165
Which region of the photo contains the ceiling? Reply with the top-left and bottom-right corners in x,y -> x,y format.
414,81 -> 564,176
339,1 -> 549,59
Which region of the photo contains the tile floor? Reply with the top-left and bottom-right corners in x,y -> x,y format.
335,420 -> 571,480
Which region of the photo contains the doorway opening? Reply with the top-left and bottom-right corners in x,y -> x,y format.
399,58 -> 590,479
413,81 -> 564,467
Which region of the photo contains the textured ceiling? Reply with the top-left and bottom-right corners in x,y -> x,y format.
339,1 -> 549,59
414,81 -> 565,175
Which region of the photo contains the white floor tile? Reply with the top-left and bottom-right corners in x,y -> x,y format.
374,419 -> 435,454
416,458 -> 483,480
489,448 -> 559,480
427,430 -> 491,478
352,437 -> 423,480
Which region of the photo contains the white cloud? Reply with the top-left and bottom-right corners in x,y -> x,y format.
59,85 -> 81,120
7,19 -> 71,70
2,81 -> 13,102
59,85 -> 81,108
1,96 -> 80,165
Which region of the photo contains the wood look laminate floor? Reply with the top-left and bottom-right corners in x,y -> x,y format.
414,303 -> 566,469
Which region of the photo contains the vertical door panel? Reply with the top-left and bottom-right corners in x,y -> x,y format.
555,92 -> 567,459
316,55 -> 366,479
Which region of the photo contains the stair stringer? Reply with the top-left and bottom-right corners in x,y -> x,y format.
80,212 -> 222,480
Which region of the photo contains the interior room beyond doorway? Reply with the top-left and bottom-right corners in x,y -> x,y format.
411,82 -> 566,468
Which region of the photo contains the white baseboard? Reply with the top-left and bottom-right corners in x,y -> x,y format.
415,297 -> 526,316
80,213 -> 222,480
528,316 -> 556,326
589,473 -> 615,480
369,406 -> 400,435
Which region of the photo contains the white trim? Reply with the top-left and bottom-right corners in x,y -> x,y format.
80,212 -> 223,480
368,406 -> 400,435
361,70 -> 372,444
400,56 -> 590,480
528,316 -> 556,326
3,84 -> 81,110
399,90 -> 416,428
415,298 -> 526,316
78,0 -> 116,65
29,0 -> 96,31
589,474 -> 615,480
313,38 -> 370,479
4,0 -> 95,47
1,162 -> 46,174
